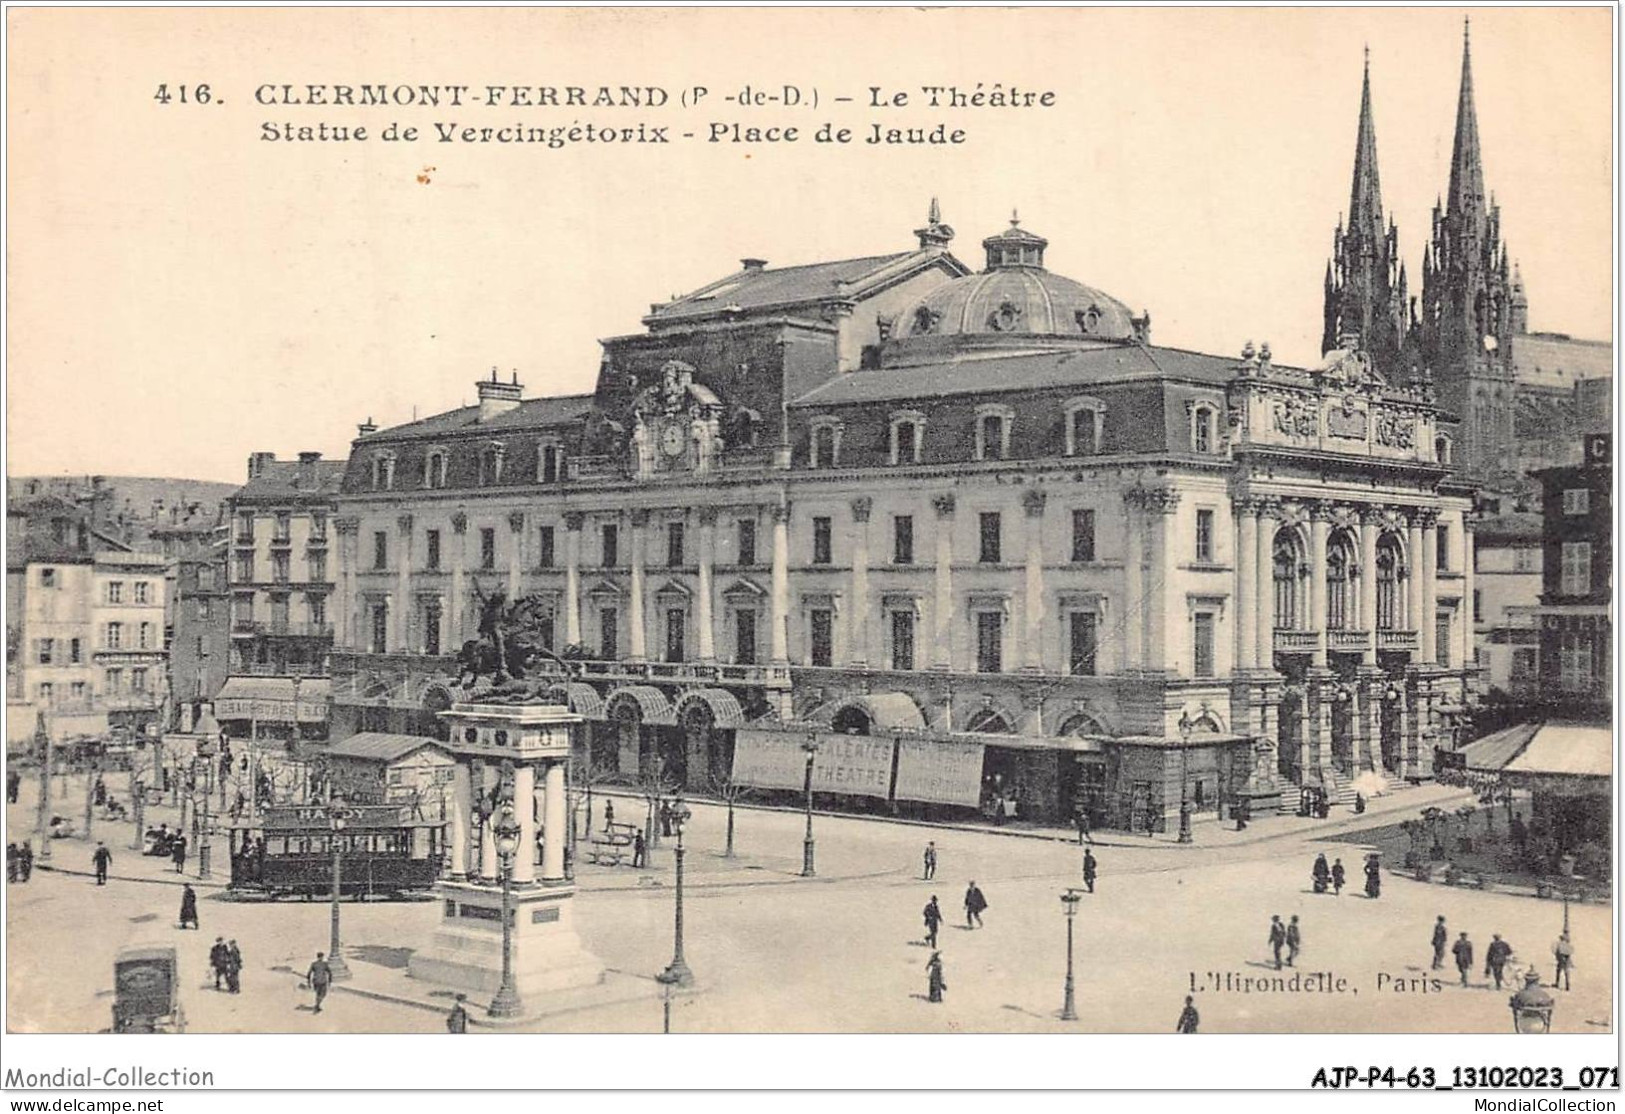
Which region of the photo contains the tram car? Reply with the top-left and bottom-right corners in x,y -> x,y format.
226,801 -> 445,900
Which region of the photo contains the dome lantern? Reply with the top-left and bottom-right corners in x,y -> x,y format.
982,210 -> 1048,271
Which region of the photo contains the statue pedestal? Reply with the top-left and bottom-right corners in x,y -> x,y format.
408,879 -> 604,998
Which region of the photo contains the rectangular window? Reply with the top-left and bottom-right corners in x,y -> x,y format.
106,622 -> 123,650
601,524 -> 619,567
735,609 -> 757,665
812,517 -> 833,565
480,528 -> 496,570
107,581 -> 124,604
599,607 -> 618,659
310,513 -> 328,540
270,596 -> 290,629
104,668 -> 122,694
809,609 -> 834,667
274,512 -> 292,541
1072,410 -> 1097,456
979,512 -> 1002,564
39,568 -> 56,588
1561,542 -> 1592,596
237,512 -> 255,541
272,553 -> 290,583
1195,509 -> 1214,563
198,565 -> 215,590
134,581 -> 151,604
894,516 -> 914,565
69,637 -> 82,663
537,526 -> 555,569
1563,488 -> 1590,515
307,552 -> 327,581
1436,525 -> 1450,571
737,519 -> 757,565
667,522 -> 686,567
1472,589 -> 1482,619
309,595 -> 326,628
1435,612 -> 1452,667
1559,633 -> 1592,692
424,602 -> 442,657
665,609 -> 686,663
1071,509 -> 1096,563
70,681 -> 86,700
138,622 -> 154,649
235,553 -> 254,582
131,668 -> 149,693
370,603 -> 388,654
895,421 -> 917,463
1069,612 -> 1098,676
425,529 -> 442,571
37,638 -> 54,665
1192,612 -> 1215,678
1514,548 -> 1537,572
891,610 -> 916,671
373,531 -> 388,570
976,612 -> 1003,673
38,682 -> 53,704
1511,647 -> 1538,679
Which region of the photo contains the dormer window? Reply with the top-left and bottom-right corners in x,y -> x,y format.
889,411 -> 926,465
478,444 -> 506,486
371,452 -> 396,491
1434,434 -> 1453,465
1076,305 -> 1103,335
1189,403 -> 1218,454
809,418 -> 842,469
974,404 -> 1014,462
423,449 -> 448,489
538,441 -> 565,483
1064,398 -> 1106,457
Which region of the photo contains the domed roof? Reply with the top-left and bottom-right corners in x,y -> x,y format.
898,214 -> 1140,341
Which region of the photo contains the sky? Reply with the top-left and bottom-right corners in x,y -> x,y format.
6,6 -> 1613,483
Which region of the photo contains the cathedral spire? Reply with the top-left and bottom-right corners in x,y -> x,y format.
913,197 -> 954,250
1446,16 -> 1486,236
1347,43 -> 1384,243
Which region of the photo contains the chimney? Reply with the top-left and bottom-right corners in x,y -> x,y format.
741,258 -> 767,273
297,451 -> 322,490
247,452 -> 276,480
476,366 -> 523,421
357,417 -> 378,437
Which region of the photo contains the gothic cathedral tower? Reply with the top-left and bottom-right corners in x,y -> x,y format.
1418,20 -> 1520,484
1322,49 -> 1410,375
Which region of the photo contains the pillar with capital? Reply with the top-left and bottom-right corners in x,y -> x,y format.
1234,496 -> 1257,671
506,511 -> 525,605
450,512 -> 470,646
770,502 -> 791,665
1309,503 -> 1331,668
1021,488 -> 1047,672
1121,492 -> 1144,670
697,507 -> 717,663
334,517 -> 360,650
931,494 -> 956,671
563,512 -> 584,649
1419,510 -> 1439,665
1142,488 -> 1179,672
1358,506 -> 1380,666
1462,511 -> 1479,674
848,497 -> 872,667
395,514 -> 414,652
628,510 -> 648,662
1254,497 -> 1278,673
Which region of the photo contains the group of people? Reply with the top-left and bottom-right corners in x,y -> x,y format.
209,937 -> 244,993
5,841 -> 36,883
1431,916 -> 1576,992
1310,852 -> 1384,899
1267,914 -> 1303,969
917,841 -> 991,1005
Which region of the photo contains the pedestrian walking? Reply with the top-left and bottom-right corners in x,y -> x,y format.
1330,858 -> 1345,896
963,881 -> 987,929
306,952 -> 333,1013
1286,915 -> 1302,967
1176,995 -> 1200,1033
1431,916 -> 1448,970
1353,791 -> 1365,815
659,799 -> 673,837
603,800 -> 615,829
1363,854 -> 1382,899
446,994 -> 470,1032
1511,812 -> 1528,852
1452,932 -> 1473,987
171,836 -> 187,874
226,941 -> 243,993
179,884 -> 199,929
92,841 -> 112,885
922,841 -> 937,881
1268,915 -> 1286,970
6,767 -> 19,803
93,777 -> 107,807
631,831 -> 647,868
1312,853 -> 1330,894
923,895 -> 943,948
6,843 -> 16,884
1082,849 -> 1097,894
209,937 -> 230,989
1552,932 -> 1574,990
1075,808 -> 1093,846
926,951 -> 947,1003
1485,934 -> 1513,990
17,842 -> 32,882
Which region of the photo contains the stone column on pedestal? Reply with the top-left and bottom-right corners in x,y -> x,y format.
931,494 -> 956,670
1235,497 -> 1257,671
511,763 -> 537,885
395,514 -> 414,652
1420,510 -> 1439,665
563,512 -> 584,649
628,510 -> 648,662
848,498 -> 871,666
1359,506 -> 1380,665
1021,488 -> 1047,672
448,763 -> 472,881
450,512 -> 469,646
541,760 -> 567,883
1255,498 -> 1277,673
1462,511 -> 1479,672
770,502 -> 791,665
334,518 -> 360,649
1121,492 -> 1143,671
697,507 -> 717,663
507,511 -> 525,605
1310,504 -> 1331,668
1406,511 -> 1424,644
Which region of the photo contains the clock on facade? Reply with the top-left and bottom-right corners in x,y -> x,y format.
662,421 -> 687,458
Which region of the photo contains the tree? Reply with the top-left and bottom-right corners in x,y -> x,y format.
568,752 -> 619,842
707,773 -> 753,858
632,765 -> 681,855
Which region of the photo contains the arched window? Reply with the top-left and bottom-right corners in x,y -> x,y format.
538,442 -> 564,484
1326,531 -> 1357,630
1273,531 -> 1303,630
1065,398 -> 1105,457
1434,435 -> 1452,465
1190,404 -> 1218,454
423,450 -> 447,489
889,411 -> 925,465
1375,535 -> 1403,630
478,445 -> 505,486
371,453 -> 396,491
974,404 -> 1014,462
809,420 -> 841,469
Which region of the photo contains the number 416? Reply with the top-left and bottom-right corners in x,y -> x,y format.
153,84 -> 213,104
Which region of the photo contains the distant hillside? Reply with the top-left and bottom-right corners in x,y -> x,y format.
8,475 -> 238,545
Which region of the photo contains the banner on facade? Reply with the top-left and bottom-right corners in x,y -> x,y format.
730,729 -> 896,799
894,737 -> 984,807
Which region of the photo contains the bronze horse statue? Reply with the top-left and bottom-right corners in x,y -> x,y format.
454,582 -> 574,688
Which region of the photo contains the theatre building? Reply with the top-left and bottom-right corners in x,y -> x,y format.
328,204 -> 1476,832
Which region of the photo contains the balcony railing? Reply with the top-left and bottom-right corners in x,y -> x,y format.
269,535 -> 293,549
238,662 -> 330,677
1327,629 -> 1371,652
1272,629 -> 1320,653
1376,629 -> 1419,652
235,620 -> 335,638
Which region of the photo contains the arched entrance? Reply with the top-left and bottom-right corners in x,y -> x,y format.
1330,691 -> 1355,776
1058,710 -> 1111,827
1277,688 -> 1303,781
1379,688 -> 1402,773
831,705 -> 873,735
672,689 -> 746,787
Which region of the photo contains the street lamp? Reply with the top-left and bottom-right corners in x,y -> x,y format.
195,738 -> 216,879
488,801 -> 524,1019
34,713 -> 53,864
657,795 -> 695,989
1060,888 -> 1082,1021
1509,968 -> 1555,1033
1176,712 -> 1194,844
800,730 -> 820,878
326,793 -> 353,982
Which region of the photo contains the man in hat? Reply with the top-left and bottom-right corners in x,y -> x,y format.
1431,916 -> 1448,970
963,881 -> 987,929
922,895 -> 943,948
1452,932 -> 1474,987
1330,858 -> 1346,896
1286,915 -> 1302,967
16,841 -> 32,883
91,841 -> 112,885
171,835 -> 187,874
209,937 -> 230,990
446,994 -> 470,1032
1552,931 -> 1574,990
1176,995 -> 1199,1033
1268,915 -> 1287,970
226,940 -> 243,994
179,883 -> 199,929
306,952 -> 333,1013
1485,934 -> 1513,990
1082,849 -> 1098,894
922,841 -> 937,881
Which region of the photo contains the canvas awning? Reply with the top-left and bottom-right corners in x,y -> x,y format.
816,691 -> 926,732
673,688 -> 747,729
604,684 -> 676,726
544,682 -> 607,721
214,677 -> 330,723
1456,721 -> 1611,795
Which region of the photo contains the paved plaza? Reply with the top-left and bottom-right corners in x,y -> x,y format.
5,772 -> 1611,1034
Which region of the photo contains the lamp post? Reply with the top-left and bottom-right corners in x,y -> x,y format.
130,776 -> 146,852
1509,968 -> 1555,1033
800,730 -> 819,878
34,713 -> 52,864
195,738 -> 216,880
325,793 -> 353,981
1177,712 -> 1194,844
488,801 -> 524,1019
1060,888 -> 1082,1021
657,795 -> 695,989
